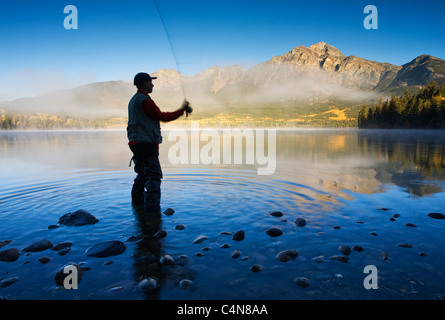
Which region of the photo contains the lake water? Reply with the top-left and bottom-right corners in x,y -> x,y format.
0,129 -> 444,300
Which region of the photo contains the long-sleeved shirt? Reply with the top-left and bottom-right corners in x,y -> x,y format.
128,89 -> 184,146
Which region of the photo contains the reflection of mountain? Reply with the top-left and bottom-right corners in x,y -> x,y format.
358,130 -> 445,196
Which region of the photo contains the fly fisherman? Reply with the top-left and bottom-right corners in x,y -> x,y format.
127,72 -> 192,208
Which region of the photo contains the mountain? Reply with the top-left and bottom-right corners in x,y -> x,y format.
1,42 -> 444,118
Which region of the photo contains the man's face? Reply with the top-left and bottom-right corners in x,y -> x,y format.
143,80 -> 154,93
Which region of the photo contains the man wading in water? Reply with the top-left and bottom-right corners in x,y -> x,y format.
127,72 -> 192,208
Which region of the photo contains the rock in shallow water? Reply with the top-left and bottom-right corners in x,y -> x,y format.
137,278 -> 157,293
58,209 -> 99,226
193,236 -> 208,244
163,208 -> 175,216
269,211 -> 283,217
338,245 -> 351,256
294,217 -> 307,227
329,255 -> 350,263
23,239 -> 54,252
232,230 -> 245,241
250,264 -> 263,273
265,228 -> 283,237
0,248 -> 21,262
54,263 -> 84,286
85,240 -> 126,258
276,249 -> 299,262
428,212 -> 445,220
294,277 -> 310,288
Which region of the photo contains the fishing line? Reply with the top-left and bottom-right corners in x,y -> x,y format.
153,0 -> 186,100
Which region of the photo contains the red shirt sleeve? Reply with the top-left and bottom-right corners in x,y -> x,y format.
142,98 -> 184,122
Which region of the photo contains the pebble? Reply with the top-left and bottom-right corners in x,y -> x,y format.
38,256 -> 51,264
276,249 -> 299,262
160,255 -> 175,265
221,243 -> 230,249
312,255 -> 327,263
163,208 -> 175,216
352,245 -> 364,252
405,223 -> 417,228
193,236 -> 208,244
153,230 -> 167,239
250,264 -> 263,273
427,212 -> 445,220
175,224 -> 186,230
0,277 -> 19,288
179,279 -> 193,290
195,252 -> 204,257
51,241 -> 73,252
231,250 -> 241,259
265,228 -> 283,237
0,240 -> 12,249
398,243 -> 413,248
269,211 -> 283,217
329,255 -> 350,263
137,278 -> 157,293
333,226 -> 341,230
338,245 -> 351,256
393,213 -> 401,218
294,277 -> 311,288
294,217 -> 307,227
232,230 -> 245,241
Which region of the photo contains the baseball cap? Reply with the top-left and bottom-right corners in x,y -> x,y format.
133,72 -> 157,87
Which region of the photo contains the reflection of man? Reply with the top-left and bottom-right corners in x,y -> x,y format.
127,72 -> 192,207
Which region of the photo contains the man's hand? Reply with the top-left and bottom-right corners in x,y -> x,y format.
182,100 -> 193,117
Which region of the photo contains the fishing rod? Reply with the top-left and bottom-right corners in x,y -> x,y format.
153,0 -> 187,102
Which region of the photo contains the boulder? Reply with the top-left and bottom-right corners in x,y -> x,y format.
265,228 -> 283,237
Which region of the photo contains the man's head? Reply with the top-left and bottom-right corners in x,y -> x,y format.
134,72 -> 157,93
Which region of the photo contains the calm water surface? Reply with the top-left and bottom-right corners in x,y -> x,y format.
0,129 -> 444,300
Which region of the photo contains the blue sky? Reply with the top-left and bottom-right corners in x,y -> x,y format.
0,0 -> 444,100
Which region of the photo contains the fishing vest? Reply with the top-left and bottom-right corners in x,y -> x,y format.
127,92 -> 162,144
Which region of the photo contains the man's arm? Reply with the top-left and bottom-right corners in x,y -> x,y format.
142,98 -> 184,122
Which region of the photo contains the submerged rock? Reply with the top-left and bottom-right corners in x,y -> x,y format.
338,245 -> 352,256
160,255 -> 175,265
0,248 -> 21,262
428,213 -> 445,220
51,241 -> 73,252
294,277 -> 311,288
353,245 -> 365,252
329,255 -> 350,263
250,264 -> 263,273
311,255 -> 327,263
179,279 -> 193,290
54,263 -> 84,286
23,239 -> 54,252
269,211 -> 283,217
232,230 -> 245,241
58,209 -> 99,226
193,236 -> 208,244
85,240 -> 126,258
294,217 -> 307,227
231,250 -> 241,259
163,208 -> 175,216
137,278 -> 158,293
0,240 -> 12,249
265,228 -> 283,237
276,249 -> 299,262
153,230 -> 167,239
398,243 -> 413,248
0,277 -> 19,288
175,224 -> 186,230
